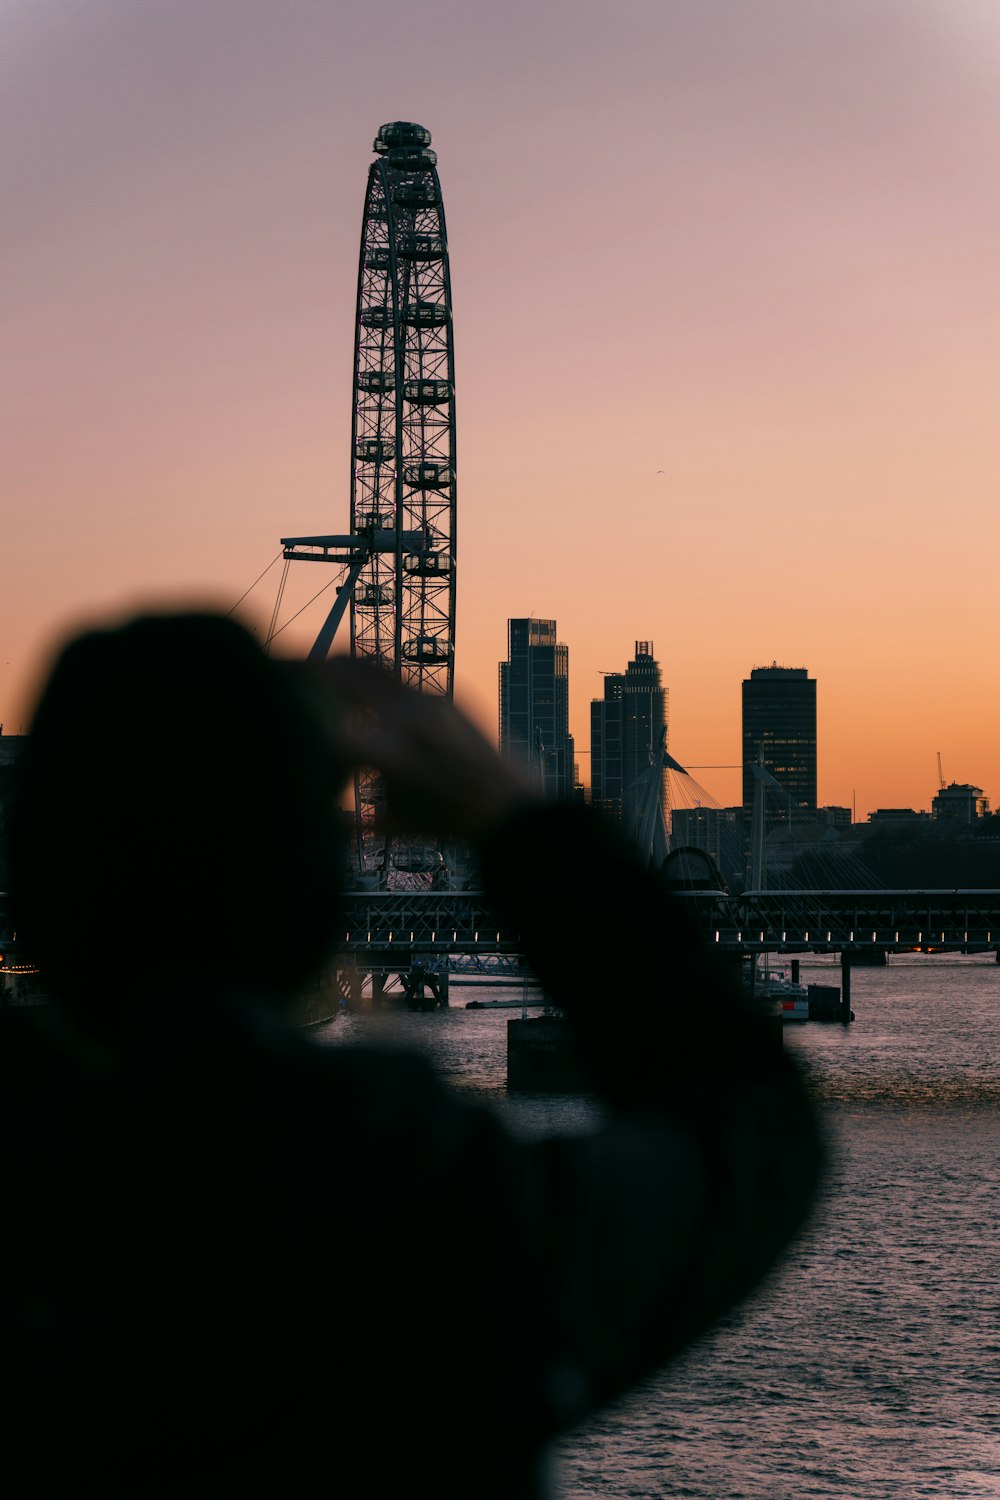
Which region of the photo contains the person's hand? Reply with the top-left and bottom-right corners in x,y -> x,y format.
292,656 -> 538,839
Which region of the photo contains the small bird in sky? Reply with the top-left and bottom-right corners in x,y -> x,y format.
655,469 -> 664,474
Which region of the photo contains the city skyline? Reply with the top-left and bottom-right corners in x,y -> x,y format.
4,2 -> 1000,819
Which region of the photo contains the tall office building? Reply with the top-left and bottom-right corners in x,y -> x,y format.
742,664 -> 817,825
589,672 -> 625,820
590,643 -> 668,841
622,643 -> 668,839
499,618 -> 575,798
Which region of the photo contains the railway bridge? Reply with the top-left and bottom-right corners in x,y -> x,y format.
329,886 -> 1000,1007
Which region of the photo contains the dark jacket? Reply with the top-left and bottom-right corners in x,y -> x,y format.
1,804 -> 822,1497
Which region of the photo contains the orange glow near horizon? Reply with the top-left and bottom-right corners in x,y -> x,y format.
3,2 -> 999,821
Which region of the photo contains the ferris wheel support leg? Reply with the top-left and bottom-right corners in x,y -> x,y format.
308,558 -> 367,661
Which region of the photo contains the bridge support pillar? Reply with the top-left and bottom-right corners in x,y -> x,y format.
840,954 -> 852,1025
337,966 -> 364,1012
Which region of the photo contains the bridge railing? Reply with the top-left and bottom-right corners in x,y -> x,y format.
729,889 -> 1000,952
335,888 -> 518,960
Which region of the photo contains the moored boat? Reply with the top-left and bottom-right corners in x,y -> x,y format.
746,966 -> 810,1022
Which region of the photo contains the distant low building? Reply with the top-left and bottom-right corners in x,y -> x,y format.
819,805 -> 852,829
860,796 -> 1000,887
669,805 -> 744,890
866,808 -> 931,826
932,782 -> 990,823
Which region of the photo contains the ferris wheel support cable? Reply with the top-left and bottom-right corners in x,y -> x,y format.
268,569 -> 344,647
227,550 -> 283,617
264,559 -> 290,656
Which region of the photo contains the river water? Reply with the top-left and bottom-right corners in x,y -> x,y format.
318,954 -> 1000,1499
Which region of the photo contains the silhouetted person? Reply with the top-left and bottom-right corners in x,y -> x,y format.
1,612 -> 823,1498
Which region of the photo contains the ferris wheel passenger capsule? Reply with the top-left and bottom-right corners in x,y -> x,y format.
359,305 -> 393,328
402,379 -> 452,405
373,121 -> 432,153
402,635 -> 452,664
397,234 -> 445,262
402,462 -> 453,491
392,180 -> 438,208
385,147 -> 438,170
403,551 -> 450,577
357,370 -> 396,394
401,300 -> 450,328
355,437 -> 394,463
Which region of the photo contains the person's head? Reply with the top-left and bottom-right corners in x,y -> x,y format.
7,611 -> 348,1015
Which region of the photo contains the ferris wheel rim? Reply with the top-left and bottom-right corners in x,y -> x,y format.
349,122 -> 457,877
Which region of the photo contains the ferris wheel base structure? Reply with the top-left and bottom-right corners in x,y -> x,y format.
279,526 -> 432,663
280,121 -> 457,893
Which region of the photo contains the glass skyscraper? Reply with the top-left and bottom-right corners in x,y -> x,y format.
591,643 -> 668,841
499,618 -> 575,798
741,664 -> 817,824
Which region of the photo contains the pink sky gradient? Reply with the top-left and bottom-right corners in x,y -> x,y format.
4,0 -> 999,817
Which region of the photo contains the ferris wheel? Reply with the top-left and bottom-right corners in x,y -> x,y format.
280,121 -> 456,883
352,119 -> 456,691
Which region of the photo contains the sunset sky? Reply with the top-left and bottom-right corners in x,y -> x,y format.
4,0 -> 999,817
